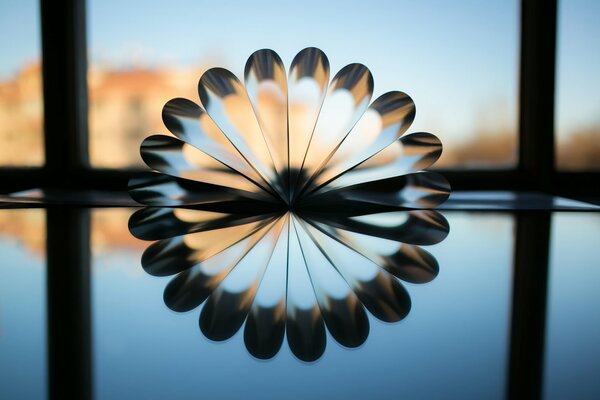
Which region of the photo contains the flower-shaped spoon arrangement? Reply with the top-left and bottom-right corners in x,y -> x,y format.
129,48 -> 450,361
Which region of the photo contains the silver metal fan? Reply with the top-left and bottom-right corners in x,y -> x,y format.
129,48 -> 451,361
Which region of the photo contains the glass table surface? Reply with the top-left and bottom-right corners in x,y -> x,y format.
0,195 -> 599,400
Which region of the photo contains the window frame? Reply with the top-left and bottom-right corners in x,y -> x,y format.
0,0 -> 598,199
0,2 -> 590,396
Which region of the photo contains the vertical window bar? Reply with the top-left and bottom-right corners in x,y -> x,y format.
40,0 -> 89,186
518,0 -> 558,191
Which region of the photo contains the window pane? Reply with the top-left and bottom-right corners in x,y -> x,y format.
0,209 -> 46,399
555,0 -> 600,170
88,0 -> 518,169
0,1 -> 44,166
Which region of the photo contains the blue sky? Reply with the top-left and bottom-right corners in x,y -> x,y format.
0,0 -> 598,140
555,0 -> 600,136
87,0 -> 520,143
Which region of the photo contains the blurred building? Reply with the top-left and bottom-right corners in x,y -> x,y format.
0,61 -> 209,168
0,61 -> 598,169
0,62 -> 44,165
88,65 -> 207,167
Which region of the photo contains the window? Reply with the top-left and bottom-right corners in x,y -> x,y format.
0,0 -> 597,199
555,0 -> 600,170
87,0 -> 519,169
0,0 -> 44,166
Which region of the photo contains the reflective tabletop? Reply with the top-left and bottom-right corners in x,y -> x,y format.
1,194 -> 599,400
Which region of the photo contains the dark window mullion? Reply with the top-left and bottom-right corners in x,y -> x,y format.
40,2 -> 93,400
40,0 -> 89,187
518,0 -> 558,192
